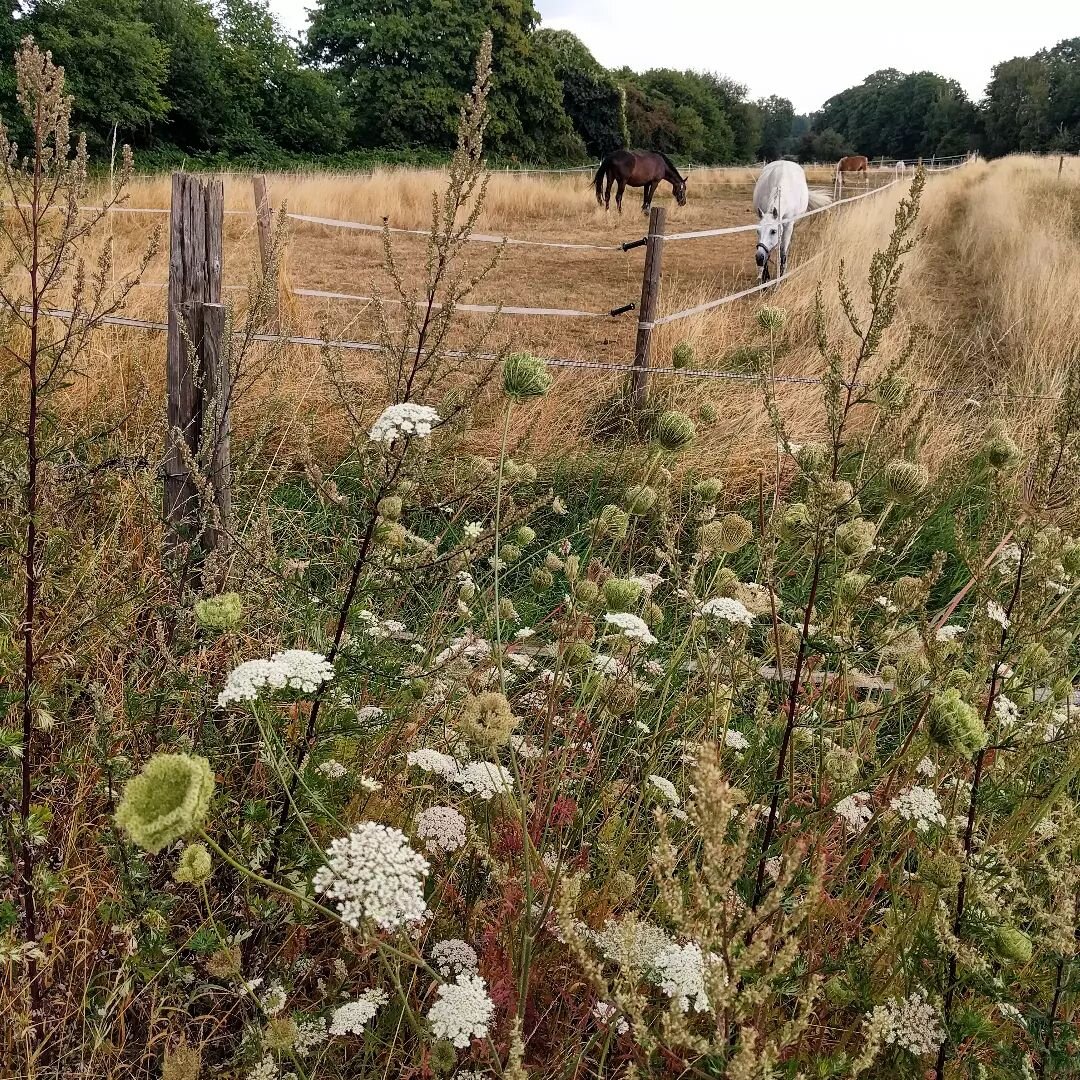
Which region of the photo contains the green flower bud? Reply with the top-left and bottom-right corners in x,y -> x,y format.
1061,541 -> 1080,578
892,575 -> 927,609
836,571 -> 870,607
643,601 -> 664,628
375,520 -> 406,549
458,578 -> 476,602
756,306 -> 786,332
514,525 -> 536,547
992,926 -> 1033,965
622,484 -> 657,516
193,592 -> 243,634
872,373 -> 912,412
894,652 -> 930,691
499,542 -> 522,565
498,598 -> 517,621
920,853 -> 963,889
263,1018 -> 299,1052
835,518 -> 876,558
596,503 -> 630,540
502,352 -> 552,401
543,553 -> 565,574
173,842 -> 212,885
716,513 -> 753,553
796,442 -> 830,473
653,410 -> 696,453
944,668 -> 973,692
699,402 -> 717,423
823,975 -> 856,1006
408,678 -> 428,700
457,691 -> 519,750
603,577 -> 643,612
573,579 -> 600,606
928,689 -> 987,757
430,1039 -> 458,1074
563,640 -> 593,667
1018,642 -> 1052,677
377,495 -> 403,521
883,461 -> 928,503
115,753 -> 215,854
779,502 -> 812,541
985,422 -> 1022,471
694,477 -> 724,503
531,566 -> 554,593
823,746 -> 859,791
672,341 -> 695,369
564,554 -> 581,580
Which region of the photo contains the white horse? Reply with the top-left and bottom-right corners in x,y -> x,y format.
895,160 -> 907,178
752,160 -> 831,282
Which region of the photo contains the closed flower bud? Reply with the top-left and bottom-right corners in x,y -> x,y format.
502,352 -> 552,400
564,554 -> 581,580
699,402 -> 717,423
780,502 -> 812,540
796,442 -> 830,473
836,571 -> 870,606
603,577 -> 643,612
694,476 -> 724,503
835,518 -> 876,558
622,484 -> 657,516
920,853 -> 963,888
928,689 -> 986,756
173,842 -> 212,885
194,592 -> 243,633
991,926 -> 1033,965
563,639 -> 593,666
883,460 -> 928,503
531,566 -> 554,593
892,575 -> 926,609
672,341 -> 695,369
499,542 -> 522,565
756,305 -> 786,332
544,552 -> 565,572
944,668 -> 973,692
872,373 -> 912,412
596,503 -> 630,540
1018,642 -> 1051,677
377,495 -> 403,521
457,691 -> 519,749
409,678 -> 428,700
498,598 -> 517,621
716,513 -> 753,553
643,601 -> 664,627
514,525 -> 536,547
263,1018 -> 299,1052
458,579 -> 476,602
823,746 -> 860,790
573,579 -> 600,605
653,410 -> 696,453
984,422 -> 1022,471
894,652 -> 930,691
115,753 -> 215,854
375,520 -> 406,549
819,479 -> 854,510
430,1039 -> 458,1074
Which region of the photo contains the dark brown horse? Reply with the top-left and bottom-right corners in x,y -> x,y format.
594,150 -> 687,214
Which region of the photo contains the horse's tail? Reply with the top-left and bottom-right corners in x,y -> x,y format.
807,190 -> 833,211
594,158 -> 608,204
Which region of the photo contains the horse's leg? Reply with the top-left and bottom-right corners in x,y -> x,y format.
604,174 -> 614,211
642,182 -> 654,215
779,224 -> 793,277
616,179 -> 625,214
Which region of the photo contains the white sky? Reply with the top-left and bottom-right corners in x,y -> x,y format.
266,0 -> 1076,113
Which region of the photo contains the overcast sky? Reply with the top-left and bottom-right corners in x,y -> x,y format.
266,0 -> 1075,113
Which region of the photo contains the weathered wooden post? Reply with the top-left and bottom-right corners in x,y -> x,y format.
199,301 -> 230,559
631,205 -> 666,412
252,174 -> 273,276
1059,155 -> 1065,179
165,172 -> 224,560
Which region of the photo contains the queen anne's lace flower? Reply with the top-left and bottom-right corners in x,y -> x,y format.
416,805 -> 467,854
723,729 -> 750,751
701,597 -> 755,627
593,654 -> 630,679
218,650 -> 334,707
247,1056 -> 278,1080
889,786 -> 947,832
453,761 -> 515,801
406,748 -> 461,780
986,601 -> 1010,629
864,989 -> 945,1057
312,822 -> 430,930
431,938 -> 479,978
368,402 -> 441,443
935,624 -> 966,642
426,973 -> 495,1048
317,759 -> 347,780
835,791 -> 873,834
261,982 -> 287,1016
647,774 -> 680,806
592,1001 -> 629,1035
915,756 -> 937,778
604,612 -> 658,645
994,694 -> 1020,728
294,1017 -> 328,1054
329,988 -> 389,1035
651,942 -> 711,1013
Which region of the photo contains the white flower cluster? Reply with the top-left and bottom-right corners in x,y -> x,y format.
604,612 -> 658,645
986,600 -> 1011,629
587,916 -> 674,974
329,988 -> 389,1035
593,653 -> 631,679
294,1017 -> 329,1054
316,759 -> 347,780
261,981 -> 287,1016
592,1000 -> 630,1035
407,748 -> 462,779
701,596 -> 755,627
835,791 -> 873,835
218,649 -> 335,707
935,624 -> 966,642
995,542 -> 1022,576
368,402 -> 441,443
647,774 -> 680,806
312,822 -> 430,930
915,756 -> 937,778
723,728 -> 750,751
416,805 -> 468,854
866,989 -> 946,1057
248,1055 -> 278,1080
426,972 -> 495,1048
651,942 -> 711,1013
455,760 -> 515,801
431,937 -> 479,978
889,786 -> 947,832
993,694 -> 1020,728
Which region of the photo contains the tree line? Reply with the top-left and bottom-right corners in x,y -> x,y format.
0,0 -> 1076,167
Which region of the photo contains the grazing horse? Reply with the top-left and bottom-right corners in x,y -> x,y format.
753,160 -> 831,282
594,149 -> 687,214
894,159 -> 907,178
836,154 -> 870,191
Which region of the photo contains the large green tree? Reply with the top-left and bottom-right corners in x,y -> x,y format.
305,0 -> 580,160
756,95 -> 795,160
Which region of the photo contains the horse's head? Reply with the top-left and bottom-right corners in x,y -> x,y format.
755,206 -> 779,273
673,174 -> 687,206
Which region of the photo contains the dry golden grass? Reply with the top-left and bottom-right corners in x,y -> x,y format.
61,156 -> 1075,486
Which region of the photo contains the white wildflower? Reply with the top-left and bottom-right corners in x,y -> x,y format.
359,775 -> 383,792
415,805 -> 468,854
316,759 -> 347,780
368,402 -> 441,443
426,973 -> 495,1048
588,916 -> 674,973
551,495 -> 568,515
935,624 -> 966,642
509,733 -> 542,759
865,989 -> 945,1057
430,938 -> 479,978
889,786 -> 947,833
835,791 -> 873,835
723,729 -> 750,751
915,756 -> 937,778
604,612 -> 658,645
701,596 -> 755,627
454,761 -> 515,801
592,1001 -> 630,1035
312,822 -> 430,930
248,1055 -> 278,1080
218,650 -> 334,707
995,543 -> 1022,576
261,982 -> 287,1016
592,653 -> 630,679
875,595 -> 899,615
293,1017 -> 328,1054
329,988 -> 389,1035
629,572 -> 663,597
406,748 -> 461,780
356,705 -> 385,725
993,694 -> 1020,728
647,774 -> 680,806
986,601 -> 1010,629
651,942 -> 711,1013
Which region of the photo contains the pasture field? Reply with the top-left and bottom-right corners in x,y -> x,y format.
5,39 -> 1080,1080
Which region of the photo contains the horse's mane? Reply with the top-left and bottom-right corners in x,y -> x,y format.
657,151 -> 685,181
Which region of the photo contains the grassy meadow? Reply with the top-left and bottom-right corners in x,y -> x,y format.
3,39 -> 1080,1080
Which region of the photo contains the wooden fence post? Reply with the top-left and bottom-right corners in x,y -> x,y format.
631,205 -> 666,411
165,172 -> 224,561
200,301 -> 231,559
1059,155 -> 1065,179
253,174 -> 273,276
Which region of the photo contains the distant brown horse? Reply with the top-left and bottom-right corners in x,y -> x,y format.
594,150 -> 687,214
836,154 -> 869,190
